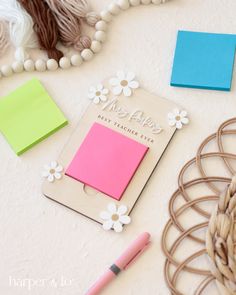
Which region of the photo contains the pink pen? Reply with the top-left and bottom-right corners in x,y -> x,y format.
85,232 -> 151,295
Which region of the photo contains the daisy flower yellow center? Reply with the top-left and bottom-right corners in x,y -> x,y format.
120,80 -> 128,87
111,214 -> 119,221
175,115 -> 181,121
49,168 -> 55,174
96,91 -> 101,96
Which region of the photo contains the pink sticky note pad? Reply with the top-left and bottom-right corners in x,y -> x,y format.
66,123 -> 149,200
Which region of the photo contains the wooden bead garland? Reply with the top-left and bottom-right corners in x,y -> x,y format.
90,41 -> 102,53
24,59 -> 35,72
94,31 -> 106,43
12,61 -> 24,73
141,0 -> 151,4
59,57 -> 71,69
100,10 -> 113,22
81,48 -> 94,61
108,3 -> 121,15
118,0 -> 130,10
0,0 -> 170,80
1,65 -> 13,77
95,20 -> 107,31
47,59 -> 58,71
35,59 -> 46,72
130,0 -> 141,6
71,54 -> 83,66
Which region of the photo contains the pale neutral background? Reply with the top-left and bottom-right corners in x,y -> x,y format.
0,0 -> 235,294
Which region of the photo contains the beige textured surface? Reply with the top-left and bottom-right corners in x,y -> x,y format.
0,0 -> 236,294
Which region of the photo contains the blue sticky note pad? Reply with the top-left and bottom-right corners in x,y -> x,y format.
171,31 -> 236,91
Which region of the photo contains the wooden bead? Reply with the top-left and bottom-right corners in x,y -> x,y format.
108,3 -> 121,15
100,10 -> 112,22
118,0 -> 130,10
81,49 -> 94,61
47,59 -> 58,71
35,59 -> 46,72
12,61 -> 24,73
94,31 -> 106,43
129,0 -> 141,5
91,41 -> 102,53
95,20 -> 107,31
141,0 -> 151,3
24,59 -> 35,72
1,65 -> 12,77
71,54 -> 83,66
152,0 -> 161,3
59,57 -> 71,69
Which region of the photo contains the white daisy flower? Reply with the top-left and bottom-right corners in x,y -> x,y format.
88,84 -> 109,104
100,203 -> 131,233
168,109 -> 189,129
42,161 -> 63,183
109,71 -> 139,97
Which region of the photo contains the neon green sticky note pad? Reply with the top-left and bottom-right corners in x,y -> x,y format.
0,78 -> 68,155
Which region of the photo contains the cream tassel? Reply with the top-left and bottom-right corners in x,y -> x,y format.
0,0 -> 37,62
0,22 -> 9,57
61,0 -> 100,26
45,0 -> 92,51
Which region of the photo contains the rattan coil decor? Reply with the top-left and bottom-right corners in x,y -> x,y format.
161,118 -> 236,295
